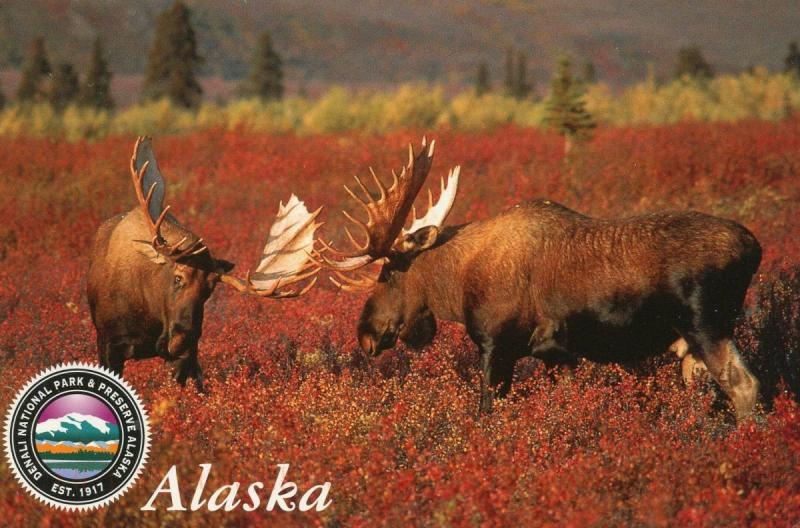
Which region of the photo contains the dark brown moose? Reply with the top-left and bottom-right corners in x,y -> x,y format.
88,137 -> 321,389
319,137 -> 762,421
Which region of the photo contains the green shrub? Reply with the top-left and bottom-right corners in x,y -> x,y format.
0,72 -> 799,140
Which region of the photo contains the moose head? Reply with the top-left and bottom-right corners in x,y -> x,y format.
317,137 -> 460,356
88,137 -> 322,386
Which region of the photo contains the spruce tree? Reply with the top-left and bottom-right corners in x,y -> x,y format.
582,61 -> 596,84
674,46 -> 713,79
49,63 -> 79,111
544,56 -> 595,154
515,51 -> 532,99
785,41 -> 800,76
79,38 -> 114,109
503,47 -> 515,96
475,62 -> 490,96
142,1 -> 203,109
16,37 -> 51,103
242,32 -> 284,101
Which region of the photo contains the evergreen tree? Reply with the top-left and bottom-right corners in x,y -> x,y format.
475,62 -> 490,96
49,63 -> 79,111
503,47 -> 515,96
242,32 -> 284,101
16,37 -> 51,103
674,46 -> 713,79
79,38 -> 114,109
785,41 -> 800,76
582,60 -> 596,84
515,51 -> 532,99
297,75 -> 309,98
544,56 -> 595,154
142,1 -> 203,109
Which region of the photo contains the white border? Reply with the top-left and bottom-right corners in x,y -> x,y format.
3,362 -> 150,511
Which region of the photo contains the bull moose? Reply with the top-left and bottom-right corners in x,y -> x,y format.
319,138 -> 762,421
87,137 -> 321,389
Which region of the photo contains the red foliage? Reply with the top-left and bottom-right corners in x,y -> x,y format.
1,121 -> 799,526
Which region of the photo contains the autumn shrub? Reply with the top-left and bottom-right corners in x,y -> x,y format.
0,122 -> 798,526
740,267 -> 800,406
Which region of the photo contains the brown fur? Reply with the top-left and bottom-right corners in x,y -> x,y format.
359,199 -> 762,420
87,207 -> 232,389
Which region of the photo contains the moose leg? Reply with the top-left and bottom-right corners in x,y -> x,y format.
681,353 -> 709,385
97,335 -> 109,366
95,333 -> 127,375
478,345 -> 494,415
169,352 -> 205,393
478,334 -> 524,413
191,360 -> 205,393
101,341 -> 128,377
694,337 -> 759,421
669,337 -> 708,385
490,352 -> 517,400
669,337 -> 689,358
534,347 -> 578,373
529,319 -> 576,376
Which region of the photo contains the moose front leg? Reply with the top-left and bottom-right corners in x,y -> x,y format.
476,336 -> 520,415
478,345 -> 494,415
98,337 -> 130,377
169,351 -> 205,393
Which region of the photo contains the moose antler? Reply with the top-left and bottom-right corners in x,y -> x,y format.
318,137 -> 435,271
402,165 -> 460,236
318,137 -> 461,291
131,137 -> 321,298
219,195 -> 323,298
130,136 -> 207,260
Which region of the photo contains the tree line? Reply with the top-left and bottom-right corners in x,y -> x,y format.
3,0 -> 800,152
5,2 -> 285,112
475,42 -> 800,101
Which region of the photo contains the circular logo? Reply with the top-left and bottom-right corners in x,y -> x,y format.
3,363 -> 149,510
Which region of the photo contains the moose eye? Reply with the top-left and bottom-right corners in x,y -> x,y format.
173,275 -> 183,287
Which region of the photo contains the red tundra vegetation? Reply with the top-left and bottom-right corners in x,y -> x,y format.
0,121 -> 799,526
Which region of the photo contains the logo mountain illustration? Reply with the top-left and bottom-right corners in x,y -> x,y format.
35,412 -> 120,443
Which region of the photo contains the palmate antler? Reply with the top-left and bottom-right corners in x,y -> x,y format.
318,137 -> 460,292
131,136 -> 322,299
130,136 -> 208,260
402,165 -> 460,236
219,196 -> 323,298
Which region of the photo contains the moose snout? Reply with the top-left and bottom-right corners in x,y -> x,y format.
167,322 -> 200,357
358,325 -> 399,357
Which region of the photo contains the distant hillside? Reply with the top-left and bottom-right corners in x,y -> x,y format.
0,0 -> 797,92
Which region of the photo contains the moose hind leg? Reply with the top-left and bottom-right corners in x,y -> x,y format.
670,337 -> 708,385
697,338 -> 759,421
681,353 -> 708,386
490,352 -> 517,400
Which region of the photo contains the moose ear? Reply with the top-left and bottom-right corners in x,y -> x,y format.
215,259 -> 235,274
397,225 -> 439,254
